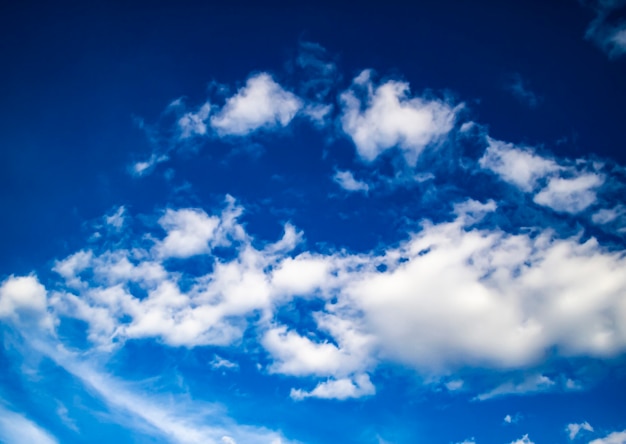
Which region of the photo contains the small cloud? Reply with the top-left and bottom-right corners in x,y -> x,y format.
340,70 -> 459,165
533,173 -> 604,214
459,121 -> 476,133
290,374 -> 375,401
445,379 -> 464,391
504,413 -> 521,424
479,138 -> 560,192
178,102 -> 212,139
211,73 -> 302,136
565,378 -> 583,391
566,421 -> 594,440
333,170 -> 370,193
131,154 -> 169,177
510,434 -> 534,444
592,205 -> 626,225
105,206 -> 126,230
210,355 -> 239,371
474,374 -> 555,401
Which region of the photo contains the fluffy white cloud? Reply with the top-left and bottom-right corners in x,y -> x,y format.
340,70 -> 458,164
262,323 -> 370,378
333,170 -> 370,193
590,430 -> 626,444
156,208 -> 220,258
533,173 -> 604,214
0,275 -> 52,329
479,138 -> 560,192
0,405 -> 58,444
510,435 -> 534,444
290,374 -> 375,400
566,421 -> 594,440
211,73 -> 302,136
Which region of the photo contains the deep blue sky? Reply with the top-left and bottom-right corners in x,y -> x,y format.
1,1 -> 626,443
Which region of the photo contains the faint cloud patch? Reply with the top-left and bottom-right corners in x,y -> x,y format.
505,73 -> 542,108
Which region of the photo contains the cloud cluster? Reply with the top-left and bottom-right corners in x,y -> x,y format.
4,193 -> 626,401
480,137 -> 605,214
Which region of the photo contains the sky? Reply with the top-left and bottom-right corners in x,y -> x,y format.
1,1 -> 626,443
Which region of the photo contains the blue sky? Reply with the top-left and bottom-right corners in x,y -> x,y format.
1,1 -> 626,443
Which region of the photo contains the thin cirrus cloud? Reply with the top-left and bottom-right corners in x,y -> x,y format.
0,405 -> 58,444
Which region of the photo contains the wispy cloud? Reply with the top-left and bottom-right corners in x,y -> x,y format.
0,404 -> 58,444
506,73 -> 541,108
583,0 -> 626,59
474,375 -> 555,401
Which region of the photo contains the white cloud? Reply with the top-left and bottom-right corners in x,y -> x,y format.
566,421 -> 594,440
179,102 -> 212,139
106,206 -> 126,229
474,374 -> 555,401
504,413 -> 521,424
290,374 -> 375,400
480,138 -> 605,214
333,170 -> 370,193
210,355 -> 239,370
340,70 -> 458,164
479,138 -> 560,192
155,208 -> 220,258
533,173 -> 604,214
14,197 -> 626,400
262,322 -> 371,378
445,379 -> 464,391
211,73 -> 302,136
0,275 -> 52,329
592,205 -> 626,225
510,434 -> 534,444
131,153 -> 169,177
590,430 -> 626,444
0,405 -> 58,444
